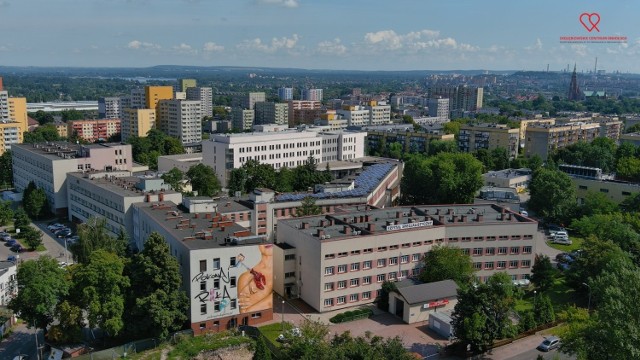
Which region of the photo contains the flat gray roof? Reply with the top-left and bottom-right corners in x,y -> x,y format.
135,201 -> 264,250
282,203 -> 533,241
484,168 -> 532,179
395,279 -> 458,305
68,172 -> 179,198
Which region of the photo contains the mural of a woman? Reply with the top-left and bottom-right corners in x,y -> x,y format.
237,244 -> 273,313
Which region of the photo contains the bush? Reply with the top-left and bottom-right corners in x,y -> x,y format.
329,308 -> 373,323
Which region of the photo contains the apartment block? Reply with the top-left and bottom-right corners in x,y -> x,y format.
288,100 -> 323,127
302,88 -> 323,102
0,261 -> 17,306
274,204 -> 537,311
67,119 -> 121,143
232,109 -> 255,131
12,142 -> 133,214
179,79 -> 197,92
278,87 -> 293,101
145,86 -> 174,111
427,98 -> 450,120
458,123 -> 520,159
336,105 -> 371,127
517,118 -> 556,141
67,170 -> 182,241
366,128 -> 455,154
0,88 -> 28,155
255,102 -> 289,125
524,122 -> 601,159
201,127 -> 366,186
239,92 -> 266,110
133,201 -> 273,334
428,85 -> 483,115
121,108 -> 156,142
158,99 -> 202,145
364,101 -> 392,126
98,97 -> 122,119
186,87 -> 213,119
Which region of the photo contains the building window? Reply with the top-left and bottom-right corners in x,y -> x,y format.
474,262 -> 482,270
510,247 -> 520,255
400,255 -> 409,264
461,249 -> 470,256
523,246 -> 532,254
325,254 -> 335,260
412,254 -> 420,262
285,272 -> 295,279
363,261 -> 372,269
363,248 -> 373,253
337,296 -> 346,304
350,278 -> 359,287
324,267 -> 334,276
337,280 -> 346,289
600,188 -> 609,193
337,264 -> 347,273
389,257 -> 398,265
522,260 -> 531,267
484,262 -> 494,270
350,294 -> 359,302
338,252 -> 348,257
252,312 -> 262,319
473,248 -> 483,256
510,260 -> 519,268
497,261 -> 506,269
412,241 -> 422,246
324,282 -> 334,291
200,281 -> 206,291
199,260 -> 207,272
498,247 -> 508,255
485,247 -> 495,255
231,299 -> 237,309
362,291 -> 371,300
285,254 -> 296,261
200,303 -> 207,315
199,323 -> 206,330
214,301 -> 221,311
230,276 -> 236,288
377,274 -> 386,282
351,263 -> 360,271
377,259 -> 386,267
388,272 -> 397,280
377,246 -> 387,252
213,258 -> 220,269
363,276 -> 371,284
214,279 -> 220,290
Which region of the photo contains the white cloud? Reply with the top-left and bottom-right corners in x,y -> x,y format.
237,34 -> 300,53
173,43 -> 196,54
257,0 -> 299,8
571,44 -> 588,57
316,38 -> 347,55
364,29 -> 475,52
525,38 -> 543,51
127,40 -> 161,50
203,42 -> 224,52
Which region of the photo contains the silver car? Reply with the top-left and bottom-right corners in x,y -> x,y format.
537,336 -> 560,352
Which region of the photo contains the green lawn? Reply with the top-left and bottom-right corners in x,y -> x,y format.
167,331 -> 253,360
515,272 -> 579,313
547,236 -> 584,252
259,321 -> 293,347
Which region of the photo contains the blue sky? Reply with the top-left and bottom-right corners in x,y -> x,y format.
0,0 -> 638,72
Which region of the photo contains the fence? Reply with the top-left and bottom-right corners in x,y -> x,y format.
72,329 -> 194,360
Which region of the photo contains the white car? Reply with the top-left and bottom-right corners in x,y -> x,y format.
552,233 -> 572,245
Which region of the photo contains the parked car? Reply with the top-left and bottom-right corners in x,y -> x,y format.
552,233 -> 572,245
13,355 -> 29,360
537,336 -> 560,351
1,234 -> 11,241
65,235 -> 80,244
547,225 -> 565,237
47,223 -> 64,231
55,228 -> 72,238
7,255 -> 17,262
11,244 -> 25,253
5,239 -> 17,247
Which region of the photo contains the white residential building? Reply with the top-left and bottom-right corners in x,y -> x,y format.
98,97 -> 121,119
232,109 -> 255,131
0,261 -> 17,306
158,99 -> 202,145
186,87 -> 213,118
365,101 -> 392,126
336,106 -> 371,127
255,102 -> 289,125
302,88 -> 323,102
428,98 -> 450,120
278,87 -> 293,101
201,128 -> 366,186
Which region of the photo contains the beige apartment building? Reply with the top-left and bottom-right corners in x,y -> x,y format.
121,108 -> 156,142
274,204 -> 537,312
12,142 -> 133,214
517,118 -> 556,141
288,100 -> 322,127
525,122 -> 602,159
157,99 -> 202,145
459,123 -> 520,159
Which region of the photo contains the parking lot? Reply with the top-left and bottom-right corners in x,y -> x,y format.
0,221 -> 72,264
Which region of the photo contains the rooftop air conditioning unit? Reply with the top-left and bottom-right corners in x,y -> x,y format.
325,234 -> 331,239
320,235 -> 326,240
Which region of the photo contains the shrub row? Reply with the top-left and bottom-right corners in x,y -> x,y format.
329,308 -> 373,323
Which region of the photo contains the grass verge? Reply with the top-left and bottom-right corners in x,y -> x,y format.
259,321 -> 293,347
167,331 -> 253,360
547,236 -> 584,252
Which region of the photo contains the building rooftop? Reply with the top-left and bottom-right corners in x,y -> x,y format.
395,279 -> 458,305
68,171 -> 180,198
281,203 -> 534,241
135,201 -> 266,250
14,142 -> 126,161
484,168 -> 532,179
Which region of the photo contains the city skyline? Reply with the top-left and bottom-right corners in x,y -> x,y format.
0,0 -> 638,72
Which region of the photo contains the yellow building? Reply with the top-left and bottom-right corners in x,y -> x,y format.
179,79 -> 197,92
459,123 -> 520,159
517,118 -> 555,141
121,108 -> 156,142
0,97 -> 28,155
145,86 -> 174,111
8,97 -> 27,130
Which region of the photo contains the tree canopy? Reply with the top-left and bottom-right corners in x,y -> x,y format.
22,181 -> 50,220
419,245 -> 474,286
528,168 -> 576,223
127,129 -> 185,170
71,217 -> 128,264
186,163 -> 221,197
0,150 -> 13,189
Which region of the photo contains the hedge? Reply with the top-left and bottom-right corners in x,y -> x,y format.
329,308 -> 373,323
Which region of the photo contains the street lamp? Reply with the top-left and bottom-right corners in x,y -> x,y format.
281,300 -> 286,333
582,282 -> 591,311
533,290 -> 537,309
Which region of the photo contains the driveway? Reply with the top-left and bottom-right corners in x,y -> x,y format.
0,322 -> 44,360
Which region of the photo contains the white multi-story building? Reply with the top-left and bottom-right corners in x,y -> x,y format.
186,87 -> 213,119
98,97 -> 121,119
302,88 -> 323,102
274,204 -> 537,310
201,127 -> 366,186
67,170 -> 182,242
158,99 -> 202,145
278,87 -> 293,101
240,92 -> 266,110
158,153 -> 204,173
133,200 -> 273,335
12,142 -> 133,215
364,101 -> 392,126
428,98 -> 450,120
0,261 -> 17,306
336,106 -> 371,127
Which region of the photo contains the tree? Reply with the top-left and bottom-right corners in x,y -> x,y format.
533,294 -> 555,325
161,167 -> 185,193
530,255 -> 555,291
47,300 -> 84,344
574,191 -> 618,219
23,124 -> 62,143
124,232 -> 189,339
9,256 -> 70,330
451,272 -> 517,354
616,156 -> 640,182
388,142 -> 403,160
401,152 -> 483,205
72,217 -> 128,264
186,163 -> 221,197
528,168 -> 576,223
281,319 -> 331,360
0,150 -> 13,189
565,236 -> 633,291
253,336 -> 272,360
72,250 -> 129,336
519,311 -> 537,332
376,280 -> 397,311
227,168 -> 247,196
13,207 -> 30,231
419,245 -> 474,286
443,122 -> 461,136
296,196 -> 321,217
22,181 -> 50,220
0,201 -> 13,226
22,226 -> 44,250
427,139 -> 459,156
490,147 -> 510,171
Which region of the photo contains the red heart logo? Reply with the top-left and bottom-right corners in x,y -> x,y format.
579,13 -> 600,32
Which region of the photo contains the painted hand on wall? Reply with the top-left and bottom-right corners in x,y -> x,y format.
237,244 -> 273,313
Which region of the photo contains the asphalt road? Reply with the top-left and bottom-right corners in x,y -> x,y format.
506,348 -> 574,360
0,322 -> 44,360
0,221 -> 72,264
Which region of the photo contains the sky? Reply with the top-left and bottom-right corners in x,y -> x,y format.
0,0 -> 639,72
